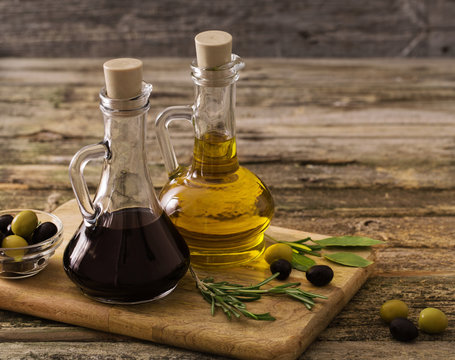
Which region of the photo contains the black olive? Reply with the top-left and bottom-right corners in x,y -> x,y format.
0,214 -> 13,233
306,265 -> 334,286
5,224 -> 13,236
30,222 -> 58,245
270,259 -> 292,280
389,318 -> 418,342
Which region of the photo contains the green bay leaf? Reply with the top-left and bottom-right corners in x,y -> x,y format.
291,253 -> 315,271
315,236 -> 384,247
324,252 -> 373,267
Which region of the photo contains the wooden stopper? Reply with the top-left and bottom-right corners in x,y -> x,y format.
195,30 -> 232,69
103,58 -> 143,99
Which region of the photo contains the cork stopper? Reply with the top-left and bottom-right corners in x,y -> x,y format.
103,58 -> 143,99
195,30 -> 232,69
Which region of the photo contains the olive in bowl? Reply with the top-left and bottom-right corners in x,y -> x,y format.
0,209 -> 63,279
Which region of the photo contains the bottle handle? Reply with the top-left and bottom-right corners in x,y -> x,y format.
69,142 -> 108,222
155,105 -> 193,176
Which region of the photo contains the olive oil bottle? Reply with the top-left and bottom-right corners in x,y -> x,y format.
155,31 -> 274,268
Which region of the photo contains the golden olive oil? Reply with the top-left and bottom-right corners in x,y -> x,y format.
159,133 -> 274,268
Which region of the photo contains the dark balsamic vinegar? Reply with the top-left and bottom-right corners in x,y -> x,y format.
63,208 -> 190,303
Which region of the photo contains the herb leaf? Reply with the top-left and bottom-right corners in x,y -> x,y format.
291,253 -> 315,271
265,234 -> 311,244
288,242 -> 312,252
324,252 -> 373,267
289,237 -> 312,244
315,236 -> 384,247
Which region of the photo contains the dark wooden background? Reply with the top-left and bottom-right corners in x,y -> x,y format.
0,0 -> 454,58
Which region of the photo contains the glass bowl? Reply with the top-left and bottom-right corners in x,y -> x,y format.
0,209 -> 63,279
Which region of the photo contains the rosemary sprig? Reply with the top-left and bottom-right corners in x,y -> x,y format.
189,266 -> 327,321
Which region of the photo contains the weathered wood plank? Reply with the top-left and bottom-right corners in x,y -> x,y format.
0,341 -> 228,360
7,132 -> 454,166
0,327 -> 125,342
1,157 -> 454,192
1,340 -> 454,360
305,341 -> 455,360
2,184 -> 455,218
375,248 -> 455,275
274,188 -> 455,217
0,0 -> 454,57
290,216 -> 455,249
3,58 -> 455,97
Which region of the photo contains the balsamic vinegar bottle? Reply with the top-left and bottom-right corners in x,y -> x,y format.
64,58 -> 190,304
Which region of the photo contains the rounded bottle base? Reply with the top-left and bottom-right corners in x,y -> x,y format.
79,285 -> 177,305
189,233 -> 265,269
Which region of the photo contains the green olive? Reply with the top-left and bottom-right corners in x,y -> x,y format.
264,243 -> 293,264
2,234 -> 28,261
418,308 -> 448,334
11,210 -> 38,238
380,299 -> 409,323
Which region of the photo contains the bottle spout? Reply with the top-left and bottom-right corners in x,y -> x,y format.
141,82 -> 153,100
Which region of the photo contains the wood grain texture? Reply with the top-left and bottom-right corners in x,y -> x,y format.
1,0 -> 455,58
0,199 -> 374,360
0,58 -> 454,359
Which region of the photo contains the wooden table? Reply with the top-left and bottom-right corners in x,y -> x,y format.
0,58 -> 454,359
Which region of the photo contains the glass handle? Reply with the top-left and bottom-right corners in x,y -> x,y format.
69,143 -> 108,222
155,105 -> 193,176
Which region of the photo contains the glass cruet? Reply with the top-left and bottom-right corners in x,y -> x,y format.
63,58 -> 190,304
155,31 -> 274,268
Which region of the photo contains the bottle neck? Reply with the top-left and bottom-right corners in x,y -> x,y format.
95,83 -> 160,214
191,82 -> 239,177
193,83 -> 236,140
190,55 -> 244,177
100,83 -> 152,176
103,112 -> 148,170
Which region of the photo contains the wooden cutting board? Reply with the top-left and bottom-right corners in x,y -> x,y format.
0,200 -> 374,360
